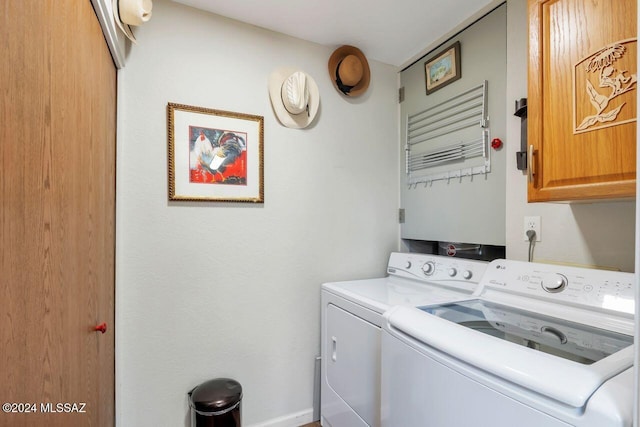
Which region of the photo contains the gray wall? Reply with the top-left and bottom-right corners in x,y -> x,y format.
114,1 -> 635,426
115,1 -> 399,425
504,0 -> 635,271
399,0 -> 635,271
400,5 -> 507,246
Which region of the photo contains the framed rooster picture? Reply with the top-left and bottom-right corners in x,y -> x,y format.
167,103 -> 264,203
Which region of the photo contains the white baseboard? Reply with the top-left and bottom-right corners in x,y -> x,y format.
247,408 -> 315,427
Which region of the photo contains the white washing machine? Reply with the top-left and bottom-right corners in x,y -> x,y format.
321,252 -> 489,427
381,259 -> 635,426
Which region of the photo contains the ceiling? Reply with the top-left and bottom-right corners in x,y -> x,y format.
171,0 -> 496,67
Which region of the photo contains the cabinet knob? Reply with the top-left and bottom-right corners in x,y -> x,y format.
94,322 -> 107,334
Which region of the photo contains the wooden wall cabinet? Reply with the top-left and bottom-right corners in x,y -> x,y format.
528,0 -> 637,202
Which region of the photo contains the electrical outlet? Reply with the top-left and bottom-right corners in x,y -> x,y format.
523,216 -> 541,242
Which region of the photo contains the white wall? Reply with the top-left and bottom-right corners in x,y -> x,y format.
115,1 -> 399,426
114,1 -> 636,425
504,0 -> 636,272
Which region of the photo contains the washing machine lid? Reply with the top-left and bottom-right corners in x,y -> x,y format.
421,299 -> 632,365
384,303 -> 634,408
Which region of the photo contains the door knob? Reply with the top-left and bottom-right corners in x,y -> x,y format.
94,322 -> 107,334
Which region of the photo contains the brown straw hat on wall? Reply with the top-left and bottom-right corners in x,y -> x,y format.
328,45 -> 371,97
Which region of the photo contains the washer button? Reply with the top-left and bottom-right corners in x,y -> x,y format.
462,270 -> 472,280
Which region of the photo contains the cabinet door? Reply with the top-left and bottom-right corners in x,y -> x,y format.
528,0 -> 637,202
0,1 -> 116,426
400,5 -> 507,245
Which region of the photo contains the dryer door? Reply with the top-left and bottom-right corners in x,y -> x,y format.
325,304 -> 380,426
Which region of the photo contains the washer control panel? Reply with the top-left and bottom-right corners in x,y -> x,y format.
481,259 -> 634,314
387,252 -> 488,288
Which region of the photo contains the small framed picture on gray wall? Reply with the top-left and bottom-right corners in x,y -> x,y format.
424,41 -> 461,95
167,103 -> 264,203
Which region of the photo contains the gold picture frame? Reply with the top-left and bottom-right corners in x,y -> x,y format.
424,41 -> 462,95
167,103 -> 264,203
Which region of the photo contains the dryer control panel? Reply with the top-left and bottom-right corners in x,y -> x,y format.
481,259 -> 634,315
387,252 -> 488,292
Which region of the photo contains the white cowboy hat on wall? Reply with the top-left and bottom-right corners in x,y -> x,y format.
112,0 -> 153,43
268,68 -> 320,129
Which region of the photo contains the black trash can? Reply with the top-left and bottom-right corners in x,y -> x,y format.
189,378 -> 242,427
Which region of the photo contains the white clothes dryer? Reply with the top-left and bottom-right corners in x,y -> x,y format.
382,259 -> 635,427
321,252 -> 489,427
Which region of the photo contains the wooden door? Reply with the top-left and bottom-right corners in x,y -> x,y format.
1,1 -> 116,426
528,0 -> 637,202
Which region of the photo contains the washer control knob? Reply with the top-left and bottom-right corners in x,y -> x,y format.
422,261 -> 435,276
462,270 -> 473,280
405,261 -> 412,269
448,268 -> 457,277
542,274 -> 568,293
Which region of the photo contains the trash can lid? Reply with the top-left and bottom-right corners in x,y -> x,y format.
189,378 -> 242,412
